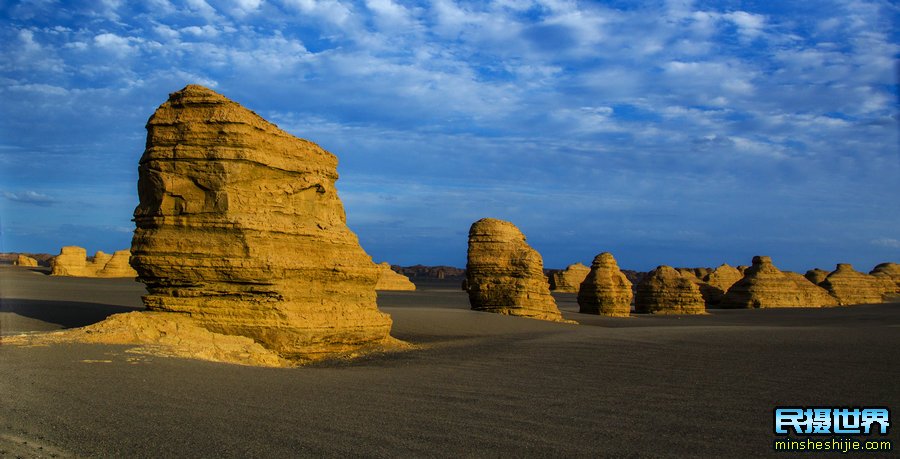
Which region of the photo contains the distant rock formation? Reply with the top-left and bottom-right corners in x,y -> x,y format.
96,250 -> 137,278
720,256 -> 838,308
374,262 -> 416,291
804,268 -> 830,285
737,265 -> 749,274
466,218 -> 570,322
549,263 -> 590,292
635,265 -> 706,314
819,264 -> 887,305
129,85 -> 397,361
702,264 -> 743,307
395,265 -> 466,280
577,253 -> 633,316
49,246 -> 136,278
870,263 -> 900,296
50,246 -> 91,276
14,254 -> 38,267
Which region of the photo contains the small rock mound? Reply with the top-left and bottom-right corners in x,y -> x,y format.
702,264 -> 743,307
870,263 -> 900,296
549,263 -> 590,292
576,253 -> 633,316
804,268 -> 830,285
466,218 -> 571,323
374,262 -> 416,291
14,254 -> 38,267
635,265 -> 706,314
50,246 -> 137,278
720,256 -> 838,308
820,264 -> 887,305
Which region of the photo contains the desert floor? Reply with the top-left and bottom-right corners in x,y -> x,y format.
1,265 -> 898,457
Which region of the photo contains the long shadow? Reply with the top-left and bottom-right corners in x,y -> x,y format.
0,297 -> 144,329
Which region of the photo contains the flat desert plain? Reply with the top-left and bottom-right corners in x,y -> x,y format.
1,265 -> 898,457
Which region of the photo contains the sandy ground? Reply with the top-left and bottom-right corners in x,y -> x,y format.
1,265 -> 898,457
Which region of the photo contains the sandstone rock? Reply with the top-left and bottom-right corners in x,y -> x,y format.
87,251 -> 113,274
702,264 -> 743,307
820,264 -> 887,305
635,265 -> 705,314
576,253 -> 633,316
803,268 -> 829,285
14,254 -> 38,267
466,218 -> 569,322
374,262 -> 416,291
549,263 -> 590,293
737,265 -> 749,274
720,256 -> 838,308
50,246 -> 90,276
870,263 -> 900,295
129,85 -> 396,361
96,250 -> 138,278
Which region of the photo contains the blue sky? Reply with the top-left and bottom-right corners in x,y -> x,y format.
0,0 -> 897,272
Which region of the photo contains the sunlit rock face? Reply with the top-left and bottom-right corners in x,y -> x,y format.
576,252 -> 633,317
635,265 -> 705,315
869,263 -> 900,297
720,256 -> 838,308
701,264 -> 743,307
549,263 -> 590,293
14,254 -> 38,267
465,218 -> 569,322
820,264 -> 887,305
49,246 -> 136,278
130,85 -> 394,360
374,262 -> 416,291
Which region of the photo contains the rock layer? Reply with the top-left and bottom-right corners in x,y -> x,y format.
466,218 -> 568,322
720,256 -> 838,308
14,254 -> 38,267
577,253 -> 633,316
374,262 -> 416,291
820,264 -> 886,305
130,85 -> 394,360
549,263 -> 590,293
702,264 -> 743,307
635,265 -> 706,314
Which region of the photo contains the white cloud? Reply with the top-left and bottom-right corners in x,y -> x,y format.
872,238 -> 900,249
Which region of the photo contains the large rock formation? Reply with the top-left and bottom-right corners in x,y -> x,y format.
870,263 -> 900,296
549,263 -> 590,293
702,263 -> 743,307
374,262 -> 416,291
804,268 -> 830,285
635,265 -> 706,314
465,218 -> 569,322
720,256 -> 838,308
819,264 -> 886,305
129,85 -> 396,361
576,253 -> 633,316
14,254 -> 38,267
50,246 -> 90,276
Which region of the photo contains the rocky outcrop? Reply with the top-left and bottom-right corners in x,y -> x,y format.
820,264 -> 886,305
702,264 -> 743,307
720,256 -> 838,308
50,246 -> 136,278
870,263 -> 900,296
549,263 -> 590,293
804,268 -> 830,285
576,253 -> 633,317
50,246 -> 90,276
14,254 -> 38,267
395,265 -> 466,280
96,250 -> 137,278
465,218 -> 569,322
374,262 -> 416,291
635,265 -> 705,314
129,85 -> 396,361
